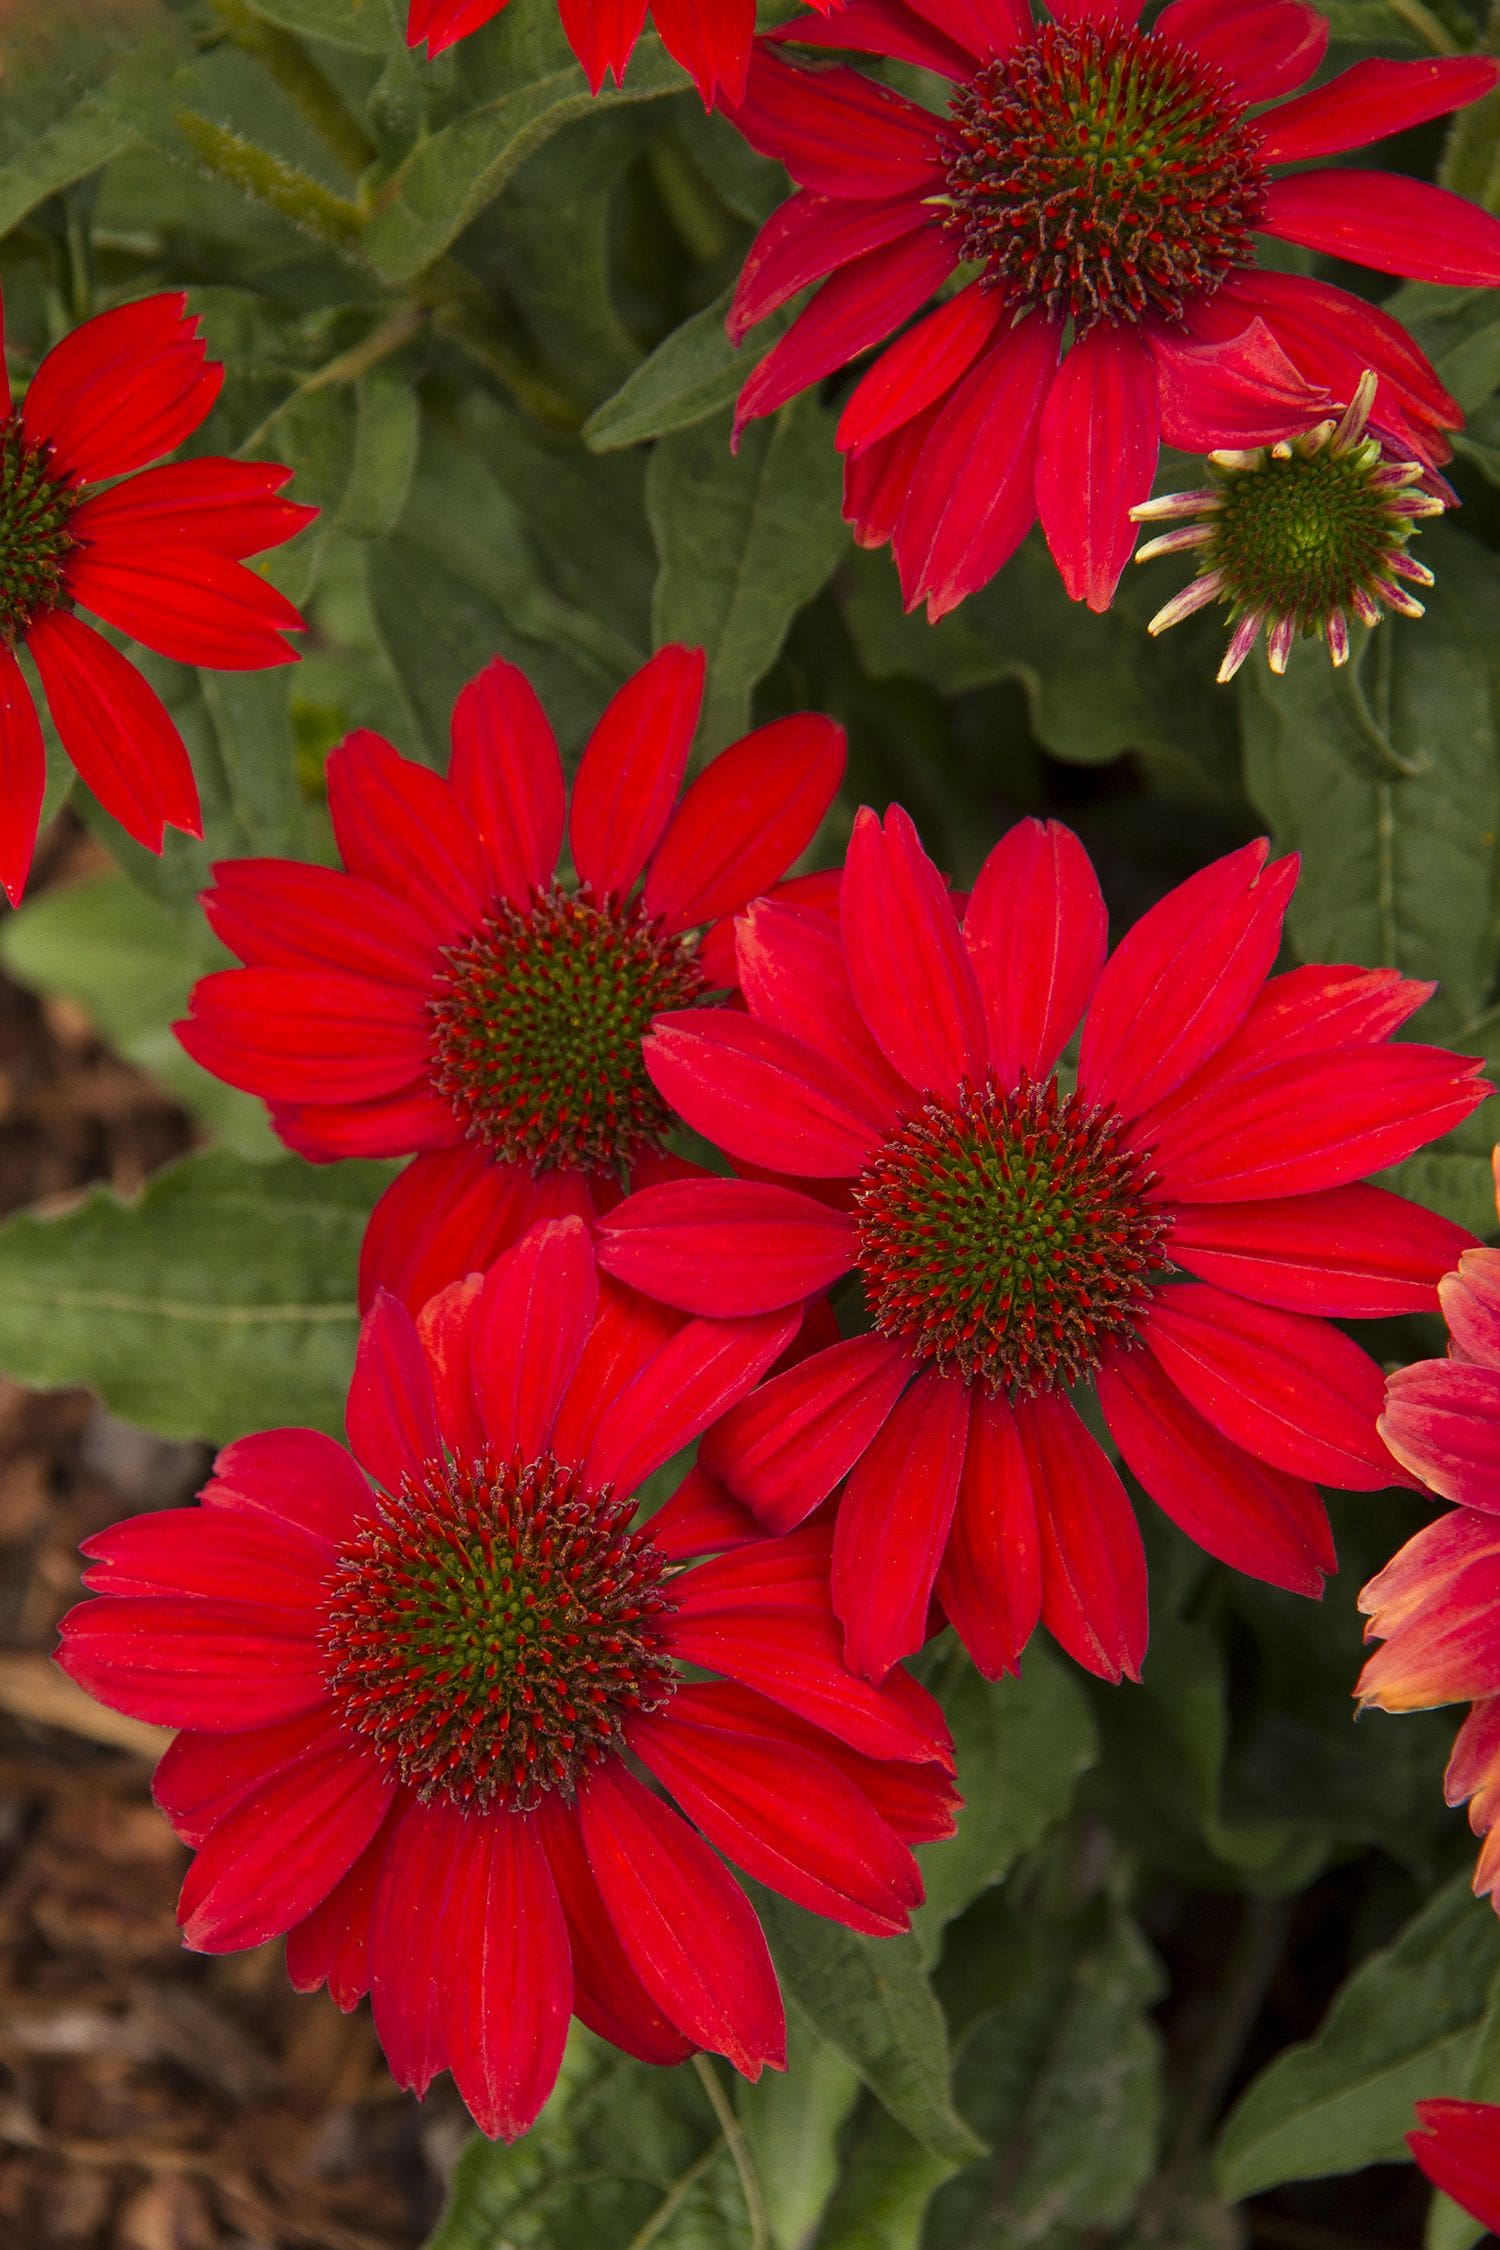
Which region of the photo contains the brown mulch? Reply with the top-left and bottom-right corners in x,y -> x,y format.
0,821 -> 458,2250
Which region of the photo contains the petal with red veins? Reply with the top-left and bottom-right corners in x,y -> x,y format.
838,283 -> 1005,457
535,1796 -> 692,2065
735,898 -> 912,1126
154,1709 -> 335,1846
326,730 -> 491,946
1146,319 -> 1330,453
570,646 -> 704,898
1261,169 -> 1500,290
841,806 -> 988,1095
359,1151 -> 586,1317
1140,1285 -> 1404,1491
174,966 -> 430,1105
21,293 -> 221,482
644,715 -> 845,935
80,1506 -> 332,1604
965,819 -> 1106,1087
1256,56 -> 1500,167
726,48 -> 944,198
201,858 -> 438,985
346,1292 -> 442,1493
470,1217 -> 598,1460
732,190 -> 926,339
597,1177 -> 856,1317
631,1694 -> 920,1936
1156,0 -> 1326,102
768,0 -> 981,77
447,658 -> 565,907
701,1333 -> 914,1533
1097,1348 -> 1333,1594
285,1836 -> 385,2011
65,543 -> 304,670
935,1386 -> 1043,1682
55,1596 -> 326,1731
577,1762 -> 785,2075
735,226 -> 958,435
202,1426 -> 372,1550
1019,1389 -> 1147,1685
178,1723 -> 393,1953
1409,2103 -> 1500,2240
27,610 -> 199,850
1441,1249 -> 1500,1373
645,1008 -> 885,1175
1167,1185 -> 1473,1319
557,0 -> 648,87
441,1809 -> 572,2142
69,457 -> 315,560
1078,841 -> 1295,1121
834,1364 -> 969,1680
648,1467 -> 766,1563
0,645 -> 44,907
416,1276 -> 487,1464
584,1306 -> 798,1495
649,0 -> 756,104
1035,322 -> 1158,613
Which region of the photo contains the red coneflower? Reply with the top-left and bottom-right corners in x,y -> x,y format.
406,0 -> 844,105
175,646 -> 844,1313
722,0 -> 1500,616
56,1219 -> 957,2140
597,811 -> 1486,1685
0,291 -> 311,902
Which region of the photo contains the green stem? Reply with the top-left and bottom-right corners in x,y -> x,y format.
235,303 -> 426,457
1388,0 -> 1461,53
1337,641 -> 1428,781
419,257 -> 583,429
692,2055 -> 770,2250
172,108 -> 366,254
210,0 -> 379,178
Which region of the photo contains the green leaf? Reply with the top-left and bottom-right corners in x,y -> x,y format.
1239,523 -> 1500,1237
363,38 -> 683,283
927,1902 -> 1164,2250
753,1894 -> 983,2164
426,2038 -> 752,2250
0,1150 -> 382,1443
585,290 -> 790,453
0,872 -> 277,1160
335,369 -> 422,541
911,1644 -> 1098,1960
813,2116 -> 962,2250
0,99 -> 135,235
1216,1875 -> 1500,2200
238,0 -> 397,49
648,397 -> 846,748
742,2016 -> 863,2250
498,110 -> 648,405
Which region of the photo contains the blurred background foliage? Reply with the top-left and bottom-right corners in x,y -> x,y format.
3,1 -> 1500,2244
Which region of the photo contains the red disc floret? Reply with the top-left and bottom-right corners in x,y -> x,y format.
938,23 -> 1264,334
323,1447 -> 676,1813
854,1073 -> 1166,1394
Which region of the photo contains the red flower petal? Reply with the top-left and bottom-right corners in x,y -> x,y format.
643,714 -> 845,936
648,1466 -> 766,1563
178,1722 -> 393,1953
1156,0 -> 1326,102
202,1426 -> 372,1550
1257,55 -> 1499,167
845,398 -> 941,550
833,1364 -> 970,1681
1409,2102 -> 1500,2239
154,1708 -> 333,1845
535,1796 -> 693,2065
1097,1347 -> 1334,1595
768,0 -> 983,78
415,1276 -> 487,1464
0,645 -> 44,907
731,190 -> 927,340
965,818 -> 1107,1088
326,729 -> 492,946
649,0 -> 756,103
270,1083 -> 461,1165
1441,1247 -> 1500,1374
285,1839 -> 384,2011
201,857 -> 439,986
1078,840 -> 1295,1123
445,1809 -> 572,2141
1262,169 -> 1500,290
1052,0 -> 1143,21
1146,318 -> 1330,453
346,1292 -> 443,1493
1020,1389 -> 1147,1685
549,1277 -> 682,1467
1144,1046 -> 1489,1203
359,1151 -> 587,1315
21,293 -> 221,482
470,1217 -> 597,1460
175,966 -> 431,1105
1205,270 -> 1459,453
1035,321 -> 1158,612
408,0 -> 512,55
447,658 -> 565,908
577,1762 -> 786,2076
735,897 -> 912,1128
81,1505 -> 331,1604
896,315 -> 1060,618
734,226 -> 958,436
597,1177 -> 856,1317
841,805 -> 988,1095
1168,1185 -> 1472,1319
1358,1512 -> 1500,1707
27,610 -> 199,851
1381,1361 -> 1500,1511
55,1596 -> 326,1731
726,47 -> 944,200
1141,1285 -> 1403,1492
65,543 -> 304,670
69,457 -> 316,560
644,1008 -> 885,1175
838,283 -> 1005,456
701,1332 -> 913,1533
631,1690 -> 921,1935
557,0 -> 649,88
583,1306 -> 798,1495
569,645 -> 704,898
935,1386 -> 1043,1682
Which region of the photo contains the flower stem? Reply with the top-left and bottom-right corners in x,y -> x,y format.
1338,640 -> 1428,781
171,108 -> 366,254
210,0 -> 379,179
692,2054 -> 770,2250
